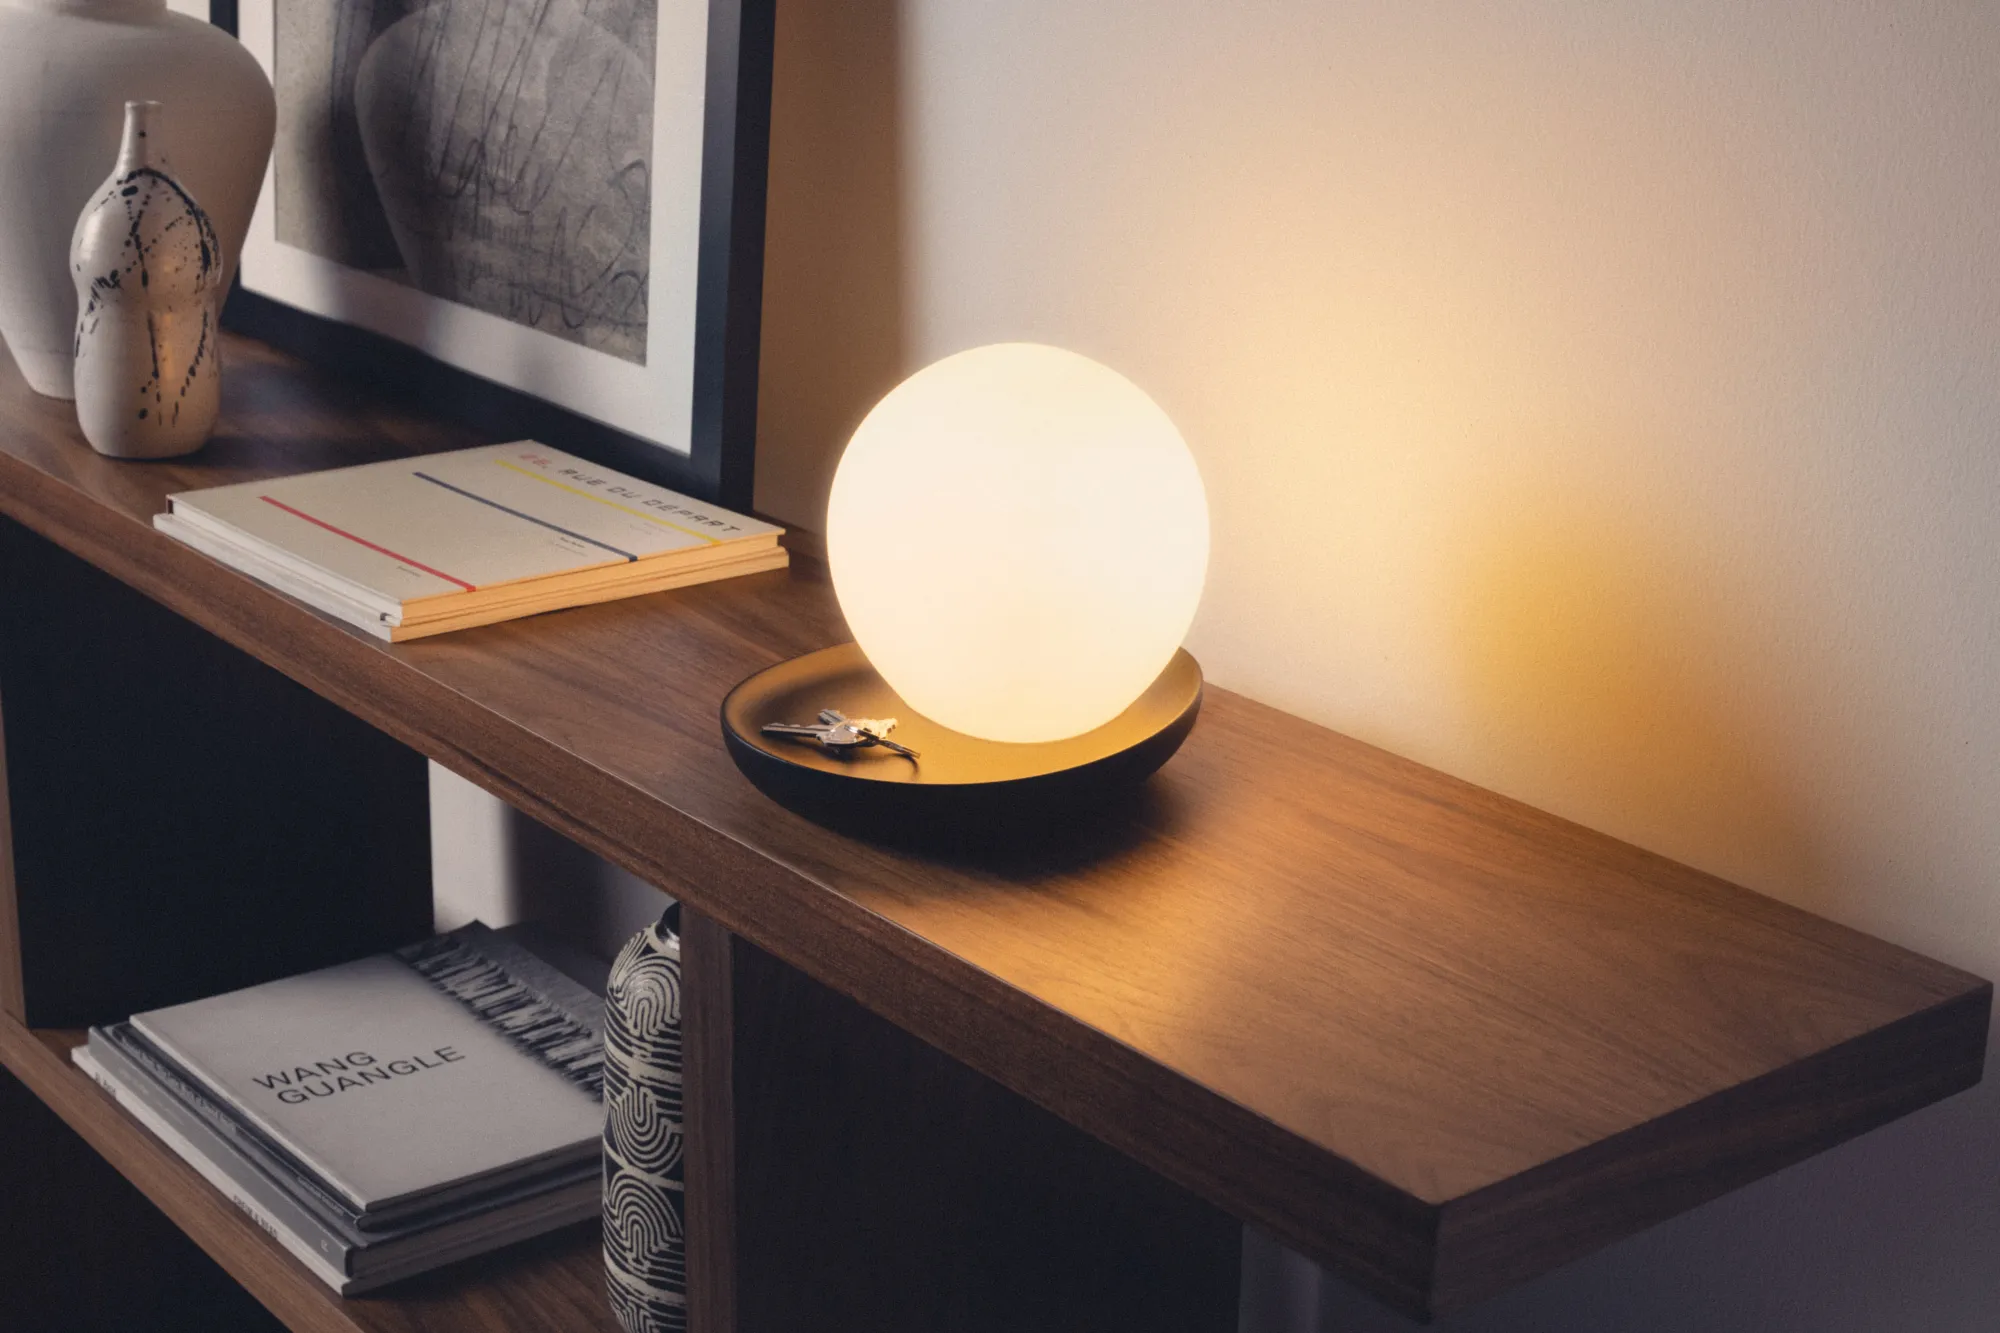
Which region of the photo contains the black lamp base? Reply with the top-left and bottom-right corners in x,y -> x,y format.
720,644 -> 1203,842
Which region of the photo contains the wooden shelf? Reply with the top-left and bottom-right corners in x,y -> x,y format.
0,1016 -> 618,1333
0,334 -> 1988,1321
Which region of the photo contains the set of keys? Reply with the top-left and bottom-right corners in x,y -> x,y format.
762,709 -> 920,760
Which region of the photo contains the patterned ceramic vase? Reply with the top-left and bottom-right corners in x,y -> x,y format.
70,100 -> 222,458
602,908 -> 687,1333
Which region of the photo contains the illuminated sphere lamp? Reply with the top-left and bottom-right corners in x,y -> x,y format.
722,343 -> 1209,837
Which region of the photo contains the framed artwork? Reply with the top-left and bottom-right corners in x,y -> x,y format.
212,0 -> 773,508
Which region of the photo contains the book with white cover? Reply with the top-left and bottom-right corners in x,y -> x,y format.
75,1036 -> 601,1294
153,442 -> 787,640
128,924 -> 605,1222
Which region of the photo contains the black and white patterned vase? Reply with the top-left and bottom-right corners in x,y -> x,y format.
603,907 -> 686,1333
68,100 -> 223,459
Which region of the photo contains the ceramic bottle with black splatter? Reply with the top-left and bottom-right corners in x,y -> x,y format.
70,100 -> 223,459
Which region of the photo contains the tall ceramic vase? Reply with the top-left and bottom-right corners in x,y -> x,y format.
72,101 -> 221,459
0,0 -> 272,399
602,909 -> 687,1333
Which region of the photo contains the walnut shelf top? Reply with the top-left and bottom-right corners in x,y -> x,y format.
0,336 -> 1985,1319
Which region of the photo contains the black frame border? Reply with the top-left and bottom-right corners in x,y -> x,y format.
210,0 -> 774,511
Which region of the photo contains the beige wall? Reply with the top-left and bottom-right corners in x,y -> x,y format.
755,2 -> 2000,1329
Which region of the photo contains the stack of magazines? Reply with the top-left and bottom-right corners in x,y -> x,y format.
75,924 -> 606,1293
154,441 -> 787,641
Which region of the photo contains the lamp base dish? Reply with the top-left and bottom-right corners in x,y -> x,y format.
720,644 -> 1202,841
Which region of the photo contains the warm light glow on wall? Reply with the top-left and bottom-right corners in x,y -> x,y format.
827,343 -> 1209,743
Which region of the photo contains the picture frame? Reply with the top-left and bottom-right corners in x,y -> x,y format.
210,0 -> 773,510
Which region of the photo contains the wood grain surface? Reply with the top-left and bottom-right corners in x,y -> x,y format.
0,336 -> 1987,1317
0,1019 -> 619,1333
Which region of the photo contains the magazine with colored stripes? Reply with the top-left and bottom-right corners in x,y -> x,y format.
153,442 -> 786,640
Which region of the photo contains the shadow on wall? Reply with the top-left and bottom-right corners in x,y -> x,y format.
1442,477 -> 1821,909
751,0 -> 907,532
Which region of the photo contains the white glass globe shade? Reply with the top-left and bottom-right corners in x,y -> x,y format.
826,343 -> 1209,744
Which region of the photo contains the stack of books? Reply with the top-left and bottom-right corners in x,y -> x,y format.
75,924 -> 609,1293
154,442 -> 787,641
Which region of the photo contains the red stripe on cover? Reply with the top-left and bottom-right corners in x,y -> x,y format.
257,495 -> 477,591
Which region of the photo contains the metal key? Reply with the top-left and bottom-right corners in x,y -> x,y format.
760,720 -> 857,745
821,710 -> 920,760
761,710 -> 919,760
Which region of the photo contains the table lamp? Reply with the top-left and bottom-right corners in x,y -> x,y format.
722,343 -> 1209,837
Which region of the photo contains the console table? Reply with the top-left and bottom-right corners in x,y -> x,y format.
0,334 -> 1987,1331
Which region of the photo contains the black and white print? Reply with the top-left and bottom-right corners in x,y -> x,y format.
274,0 -> 656,362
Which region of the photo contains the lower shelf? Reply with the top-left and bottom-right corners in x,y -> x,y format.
0,1016 -> 620,1333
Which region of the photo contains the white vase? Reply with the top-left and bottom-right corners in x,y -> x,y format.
71,100 -> 222,458
0,0 -> 272,399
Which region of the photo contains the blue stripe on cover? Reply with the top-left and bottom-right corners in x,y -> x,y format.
411,470 -> 641,561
